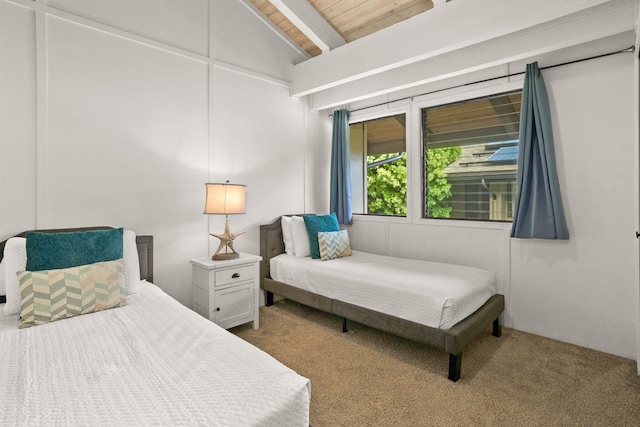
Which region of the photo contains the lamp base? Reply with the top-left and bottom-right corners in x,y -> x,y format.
209,218 -> 245,261
211,252 -> 240,261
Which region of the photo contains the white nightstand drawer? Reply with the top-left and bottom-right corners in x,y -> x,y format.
213,283 -> 254,327
215,300 -> 253,329
215,283 -> 253,307
213,265 -> 255,287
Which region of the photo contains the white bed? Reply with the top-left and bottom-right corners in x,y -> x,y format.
270,250 -> 497,329
0,228 -> 310,426
260,215 -> 505,381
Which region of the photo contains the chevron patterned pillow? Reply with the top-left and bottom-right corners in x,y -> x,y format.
17,259 -> 126,329
318,230 -> 352,261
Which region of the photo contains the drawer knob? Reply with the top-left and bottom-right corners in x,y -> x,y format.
216,307 -> 221,312
232,273 -> 240,279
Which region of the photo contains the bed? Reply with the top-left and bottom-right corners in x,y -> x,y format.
260,215 -> 505,382
0,227 -> 310,426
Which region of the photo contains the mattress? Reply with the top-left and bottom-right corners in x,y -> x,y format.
0,281 -> 310,426
270,251 -> 497,329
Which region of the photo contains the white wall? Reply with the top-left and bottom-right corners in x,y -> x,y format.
344,52 -> 638,360
304,109 -> 333,214
0,0 -> 321,308
0,3 -> 37,235
510,54 -> 637,359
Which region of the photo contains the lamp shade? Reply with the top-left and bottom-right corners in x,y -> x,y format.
204,182 -> 246,215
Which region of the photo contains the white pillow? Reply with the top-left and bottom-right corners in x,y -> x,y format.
291,216 -> 310,258
4,237 -> 26,316
281,216 -> 295,256
0,257 -> 6,296
123,229 -> 141,294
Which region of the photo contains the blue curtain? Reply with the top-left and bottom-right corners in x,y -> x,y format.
511,62 -> 569,239
330,109 -> 352,225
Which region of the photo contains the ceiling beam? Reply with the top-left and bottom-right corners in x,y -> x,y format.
306,0 -> 634,110
237,0 -> 310,58
270,0 -> 345,53
292,0 -> 621,98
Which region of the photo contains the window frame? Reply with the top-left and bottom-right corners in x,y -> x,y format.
348,105 -> 412,220
409,82 -> 523,229
420,90 -> 521,223
346,81 -> 523,231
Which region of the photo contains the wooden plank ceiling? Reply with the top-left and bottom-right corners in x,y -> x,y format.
249,0 -> 435,57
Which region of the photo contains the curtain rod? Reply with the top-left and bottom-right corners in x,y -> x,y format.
346,45 -> 635,114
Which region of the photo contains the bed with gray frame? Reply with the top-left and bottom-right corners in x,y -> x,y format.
260,216 -> 505,381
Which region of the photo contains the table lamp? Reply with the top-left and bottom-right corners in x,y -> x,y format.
204,181 -> 246,260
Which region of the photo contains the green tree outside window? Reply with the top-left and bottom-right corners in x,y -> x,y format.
366,147 -> 460,217
426,147 -> 461,218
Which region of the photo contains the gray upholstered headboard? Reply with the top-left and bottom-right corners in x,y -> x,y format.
134,235 -> 154,284
259,214 -> 316,288
259,217 -> 285,288
0,227 -> 154,303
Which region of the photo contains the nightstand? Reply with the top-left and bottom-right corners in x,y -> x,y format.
190,253 -> 262,330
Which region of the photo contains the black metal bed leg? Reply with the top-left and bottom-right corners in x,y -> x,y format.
448,353 -> 461,382
265,291 -> 274,307
492,317 -> 502,337
342,318 -> 347,333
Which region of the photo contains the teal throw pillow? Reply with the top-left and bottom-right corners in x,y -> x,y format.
303,213 -> 340,259
26,228 -> 124,271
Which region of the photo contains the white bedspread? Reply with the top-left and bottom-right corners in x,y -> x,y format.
0,281 -> 310,426
271,251 -> 496,329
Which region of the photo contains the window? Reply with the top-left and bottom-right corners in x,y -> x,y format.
349,114 -> 406,216
422,91 -> 522,221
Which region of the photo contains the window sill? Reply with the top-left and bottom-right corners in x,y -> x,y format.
416,217 -> 513,231
351,214 -> 512,232
351,214 -> 409,224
